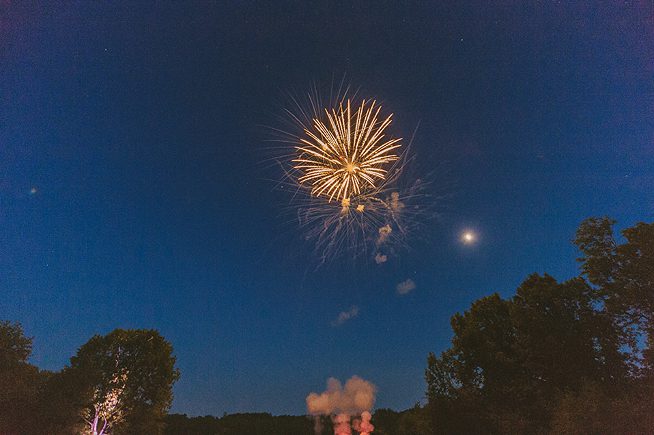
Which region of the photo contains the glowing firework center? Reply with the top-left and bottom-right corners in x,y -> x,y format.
293,99 -> 401,208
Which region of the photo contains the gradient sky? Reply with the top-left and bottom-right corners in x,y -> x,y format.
1,1 -> 652,416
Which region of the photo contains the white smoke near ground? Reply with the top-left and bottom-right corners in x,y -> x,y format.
352,411 -> 375,435
333,413 -> 352,435
306,377 -> 376,415
306,376 -> 376,435
332,306 -> 359,327
396,278 -> 416,295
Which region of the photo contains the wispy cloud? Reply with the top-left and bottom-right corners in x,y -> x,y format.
332,306 -> 359,326
396,278 -> 416,295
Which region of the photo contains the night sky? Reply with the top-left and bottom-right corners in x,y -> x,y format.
2,1 -> 652,416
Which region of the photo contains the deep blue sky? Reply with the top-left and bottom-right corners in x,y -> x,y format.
1,1 -> 652,416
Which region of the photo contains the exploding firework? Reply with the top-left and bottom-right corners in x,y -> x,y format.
271,82 -> 432,264
293,99 -> 401,202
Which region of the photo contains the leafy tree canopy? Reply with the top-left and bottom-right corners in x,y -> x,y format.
0,321 -> 32,369
0,321 -> 47,434
69,329 -> 180,434
426,218 -> 652,434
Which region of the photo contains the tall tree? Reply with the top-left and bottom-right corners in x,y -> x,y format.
0,321 -> 46,434
426,276 -> 628,433
37,368 -> 88,434
0,320 -> 32,367
69,329 -> 180,434
575,217 -> 654,370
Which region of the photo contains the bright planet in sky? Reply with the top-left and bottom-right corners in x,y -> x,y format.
461,230 -> 477,245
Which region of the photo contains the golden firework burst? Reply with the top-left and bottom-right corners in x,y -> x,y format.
293,99 -> 401,202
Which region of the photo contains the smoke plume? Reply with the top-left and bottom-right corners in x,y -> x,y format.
353,411 -> 375,435
306,376 -> 376,434
332,306 -> 359,327
333,413 -> 352,435
376,224 -> 392,246
396,278 -> 416,295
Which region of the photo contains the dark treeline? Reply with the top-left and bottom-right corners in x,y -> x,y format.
1,216 -> 652,434
164,412 -> 318,435
164,406 -> 429,435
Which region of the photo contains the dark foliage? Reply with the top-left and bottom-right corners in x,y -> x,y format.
372,405 -> 431,435
165,412 -> 318,435
69,329 -> 180,434
164,407 -> 430,435
426,218 -> 653,434
0,321 -> 48,434
0,326 -> 179,434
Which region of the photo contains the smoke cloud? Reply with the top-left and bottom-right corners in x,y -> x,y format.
306,376 -> 377,434
353,411 -> 375,435
306,376 -> 376,415
376,224 -> 392,246
333,413 -> 352,435
332,306 -> 359,327
396,278 -> 416,295
389,191 -> 404,213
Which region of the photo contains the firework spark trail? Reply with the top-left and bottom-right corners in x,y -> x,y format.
270,85 -> 435,264
293,99 -> 401,202
296,175 -> 427,263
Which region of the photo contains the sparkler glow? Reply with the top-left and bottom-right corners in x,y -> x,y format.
293,99 -> 401,202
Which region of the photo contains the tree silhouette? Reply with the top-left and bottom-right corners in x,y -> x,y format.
426,218 -> 652,434
575,217 -> 654,370
0,321 -> 46,434
69,329 -> 180,434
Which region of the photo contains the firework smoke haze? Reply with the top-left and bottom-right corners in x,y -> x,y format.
396,278 -> 416,295
376,224 -> 392,246
306,376 -> 377,434
374,253 -> 387,264
353,411 -> 375,435
332,306 -> 359,327
306,376 -> 376,415
333,413 -> 352,435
